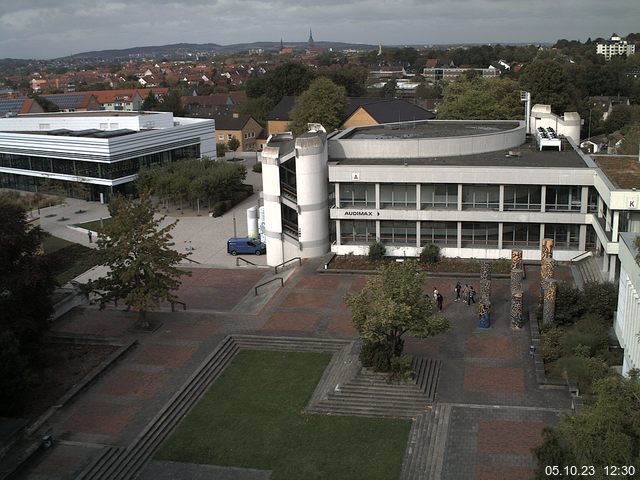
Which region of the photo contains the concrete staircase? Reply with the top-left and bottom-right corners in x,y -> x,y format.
76,335 -> 349,480
308,356 -> 441,419
572,255 -> 604,288
400,403 -> 452,480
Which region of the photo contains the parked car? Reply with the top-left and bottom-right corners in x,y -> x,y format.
227,237 -> 266,256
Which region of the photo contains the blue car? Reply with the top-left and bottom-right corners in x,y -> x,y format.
227,237 -> 266,256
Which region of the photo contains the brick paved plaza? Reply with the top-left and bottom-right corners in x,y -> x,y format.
14,258 -> 573,479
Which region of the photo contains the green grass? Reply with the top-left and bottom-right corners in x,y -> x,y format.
156,350 -> 411,480
42,235 -> 101,285
73,217 -> 112,233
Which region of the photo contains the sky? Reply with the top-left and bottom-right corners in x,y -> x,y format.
1,0 -> 639,60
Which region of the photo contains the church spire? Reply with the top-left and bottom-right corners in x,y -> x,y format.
308,29 -> 315,48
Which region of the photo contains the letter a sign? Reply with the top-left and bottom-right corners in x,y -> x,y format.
352,172 -> 360,181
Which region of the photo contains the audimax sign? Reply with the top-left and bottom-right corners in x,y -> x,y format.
344,210 -> 380,216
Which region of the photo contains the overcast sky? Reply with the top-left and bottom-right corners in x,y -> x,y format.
1,0 -> 639,60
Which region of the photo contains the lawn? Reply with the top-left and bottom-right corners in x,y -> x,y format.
156,350 -> 411,480
42,235 -> 101,285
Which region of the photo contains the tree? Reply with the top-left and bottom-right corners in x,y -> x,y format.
0,198 -> 54,345
533,374 -> 640,479
88,194 -> 190,328
216,142 -> 227,158
245,62 -> 315,103
518,55 -> 574,113
344,261 -> 449,371
383,79 -> 397,98
141,91 -> 160,111
288,77 -> 347,135
438,76 -> 522,120
227,137 -> 240,152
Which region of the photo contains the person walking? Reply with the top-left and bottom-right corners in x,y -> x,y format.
462,284 -> 469,304
468,285 -> 477,305
437,292 -> 444,311
454,281 -> 462,301
433,287 -> 439,303
87,230 -> 93,243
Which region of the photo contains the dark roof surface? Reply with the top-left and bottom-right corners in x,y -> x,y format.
266,96 -> 295,121
214,114 -> 253,130
0,98 -> 26,116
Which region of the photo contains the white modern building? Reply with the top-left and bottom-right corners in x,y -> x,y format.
260,106 -> 640,282
614,232 -> 640,375
0,111 -> 215,202
596,34 -> 636,60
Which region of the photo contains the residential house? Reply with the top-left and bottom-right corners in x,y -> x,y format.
182,92 -> 247,118
214,113 -> 262,151
0,97 -> 44,117
588,96 -> 631,121
41,93 -> 100,112
597,34 -> 636,60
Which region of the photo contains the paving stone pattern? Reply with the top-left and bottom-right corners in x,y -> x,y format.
12,259 -> 576,480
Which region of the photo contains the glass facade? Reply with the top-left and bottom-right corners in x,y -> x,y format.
380,220 -> 416,245
340,183 -> 375,207
421,184 -> 457,209
545,224 -> 580,249
420,221 -> 457,246
380,184 -> 416,209
503,185 -> 542,211
545,186 -> 582,211
461,222 -> 499,247
462,185 -> 500,210
502,223 -> 540,247
340,220 -> 376,244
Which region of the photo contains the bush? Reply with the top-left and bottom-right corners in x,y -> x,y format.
581,282 -> 618,325
554,355 -> 609,394
368,241 -> 385,261
420,244 -> 440,264
540,326 -> 563,363
252,162 -> 262,173
553,282 -> 585,325
211,201 -> 227,217
559,315 -> 609,358
360,340 -> 401,372
388,355 -> 415,382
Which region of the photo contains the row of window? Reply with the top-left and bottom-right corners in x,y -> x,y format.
0,145 -> 199,180
339,220 -> 590,249
337,183 -> 598,212
217,132 -> 257,141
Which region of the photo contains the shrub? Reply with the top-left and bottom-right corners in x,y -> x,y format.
559,315 -> 609,358
360,341 -> 398,372
540,326 -> 563,363
420,244 -> 440,264
581,282 -> 618,325
252,162 -> 263,173
388,355 -> 415,382
211,201 -> 227,217
554,355 -> 609,394
553,282 -> 585,325
368,241 -> 385,261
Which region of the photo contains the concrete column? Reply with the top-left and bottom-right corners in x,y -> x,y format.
416,221 -> 420,247
498,223 -> 503,249
581,186 -> 589,214
457,221 -> 462,249
606,208 -> 612,232
597,196 -> 604,218
499,185 -> 504,212
415,184 -> 421,211
334,183 -> 340,208
579,224 -> 587,251
602,252 -> 609,273
458,184 -> 463,211
612,211 -> 620,240
540,185 -> 546,213
609,255 -> 617,282
539,224 -> 545,249
335,220 -> 341,246
542,279 -> 557,325
375,183 -> 380,210
376,220 -> 380,242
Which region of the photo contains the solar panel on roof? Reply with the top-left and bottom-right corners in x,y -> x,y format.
42,94 -> 86,109
0,98 -> 25,116
48,129 -> 73,135
70,129 -> 102,137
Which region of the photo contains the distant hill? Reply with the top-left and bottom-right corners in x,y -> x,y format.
65,41 -> 379,60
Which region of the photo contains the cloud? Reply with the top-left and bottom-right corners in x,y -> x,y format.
0,0 -> 638,58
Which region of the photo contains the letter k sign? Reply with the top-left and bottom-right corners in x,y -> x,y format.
630,199 -> 636,208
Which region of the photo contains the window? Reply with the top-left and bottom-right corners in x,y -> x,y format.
340,220 -> 376,244
218,135 -> 224,140
503,185 -> 541,211
380,221 -> 417,245
421,184 -> 457,209
380,184 -> 416,209
461,222 -> 499,247
462,185 -> 499,210
339,183 -> 375,207
545,224 -> 580,249
502,223 -> 540,247
420,221 -> 457,246
227,134 -> 233,140
587,187 -> 598,213
546,186 -> 581,211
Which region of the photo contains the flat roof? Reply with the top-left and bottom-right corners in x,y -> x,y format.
17,111 -> 157,118
593,155 -> 640,189
340,120 -> 520,140
330,136 -> 589,169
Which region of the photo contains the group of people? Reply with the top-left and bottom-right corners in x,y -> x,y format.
431,282 -> 476,311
